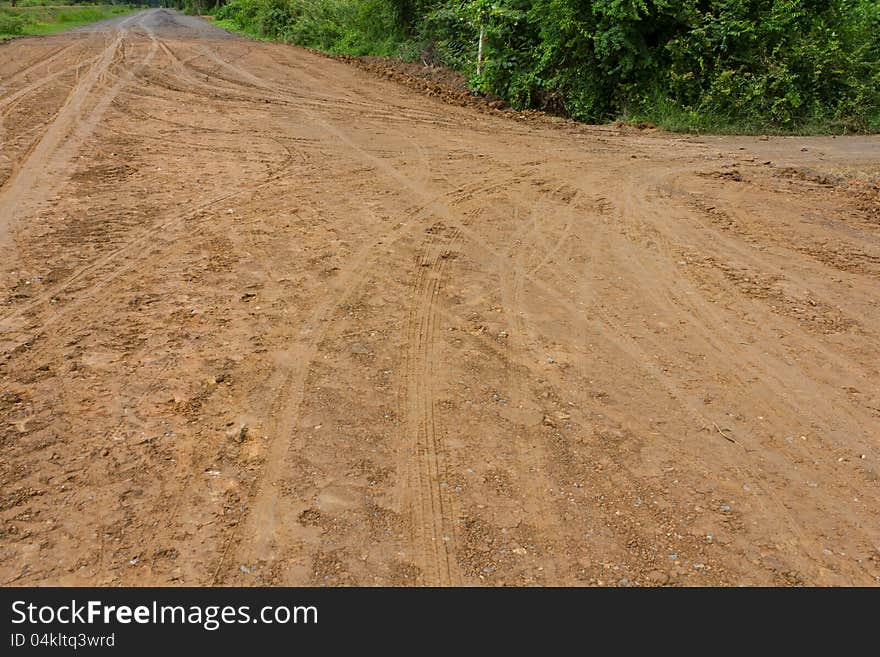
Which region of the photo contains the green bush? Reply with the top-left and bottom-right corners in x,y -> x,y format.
206,0 -> 880,133
0,12 -> 29,35
218,0 -> 404,55
58,8 -> 108,23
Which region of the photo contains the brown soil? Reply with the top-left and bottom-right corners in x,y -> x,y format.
355,56 -> 472,94
0,9 -> 878,587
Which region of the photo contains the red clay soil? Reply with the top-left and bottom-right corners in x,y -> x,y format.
1,9 -> 879,587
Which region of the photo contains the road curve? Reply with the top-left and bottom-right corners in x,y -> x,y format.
0,9 -> 878,586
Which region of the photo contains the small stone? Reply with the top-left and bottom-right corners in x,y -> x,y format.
646,570 -> 668,584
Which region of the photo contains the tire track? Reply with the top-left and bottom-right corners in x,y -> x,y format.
0,41 -> 78,95
400,224 -> 463,586
181,44 -> 515,585
0,54 -> 99,117
0,33 -> 300,338
0,13 -> 146,245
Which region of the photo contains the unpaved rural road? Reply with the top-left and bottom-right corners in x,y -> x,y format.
1,9 -> 878,586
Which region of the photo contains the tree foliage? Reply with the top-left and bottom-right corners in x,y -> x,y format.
209,0 -> 880,132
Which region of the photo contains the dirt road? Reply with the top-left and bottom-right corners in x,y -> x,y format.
1,9 -> 878,586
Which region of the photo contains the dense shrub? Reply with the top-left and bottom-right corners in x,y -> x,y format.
216,0 -> 404,54
0,12 -> 29,34
206,0 -> 880,132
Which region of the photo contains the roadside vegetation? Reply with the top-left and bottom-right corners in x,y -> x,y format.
186,0 -> 879,134
0,2 -> 139,38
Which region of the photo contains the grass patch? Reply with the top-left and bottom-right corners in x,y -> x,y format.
0,5 -> 140,38
213,16 -> 270,41
620,92 -> 880,136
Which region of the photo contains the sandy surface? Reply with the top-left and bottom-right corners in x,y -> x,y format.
0,10 -> 878,586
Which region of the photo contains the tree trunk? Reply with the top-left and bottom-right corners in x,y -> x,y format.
476,25 -> 485,76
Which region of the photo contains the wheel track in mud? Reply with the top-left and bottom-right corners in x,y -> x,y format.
0,29 -> 299,344
478,161 -> 877,584
2,10 -> 878,586
384,161 -> 866,583
400,223 -> 463,586
615,171 -> 878,583
0,30 -> 304,430
186,45 -> 514,585
0,41 -> 79,94
0,13 -> 146,245
0,52 -> 98,118
215,172 -> 526,583
5,32 -> 489,585
0,26 -> 318,581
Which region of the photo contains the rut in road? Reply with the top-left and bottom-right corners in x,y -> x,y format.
0,15 -> 147,244
0,9 -> 878,587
